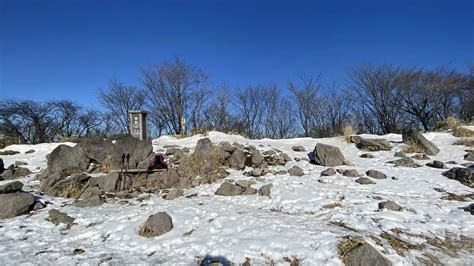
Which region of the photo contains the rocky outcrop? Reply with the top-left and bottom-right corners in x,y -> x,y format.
442,168 -> 473,188
139,212 -> 173,237
311,143 -> 345,166
350,136 -> 392,151
402,127 -> 439,156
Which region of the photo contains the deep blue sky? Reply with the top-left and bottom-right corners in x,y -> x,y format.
1,0 -> 473,108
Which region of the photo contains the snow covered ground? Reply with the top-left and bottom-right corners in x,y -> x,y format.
0,131 -> 473,265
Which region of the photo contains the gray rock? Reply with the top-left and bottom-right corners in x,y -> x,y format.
236,180 -> 251,188
433,187 -> 446,192
163,189 -> 184,200
288,166 -> 305,176
411,153 -> 430,160
229,149 -> 246,170
347,242 -> 392,266
89,172 -> 120,192
312,143 -> 345,166
46,144 -> 89,176
0,192 -> 36,219
219,141 -> 235,153
139,212 -> 173,237
321,168 -> 336,176
344,160 -> 355,166
355,177 -> 376,185
366,170 -> 387,179
215,182 -> 244,196
241,186 -> 257,195
386,157 -> 417,168
251,168 -> 263,177
251,150 -> 265,167
463,203 -> 474,215
258,184 -> 273,198
1,167 -> 32,180
48,209 -> 75,227
378,201 -> 402,211
464,151 -> 474,161
33,201 -> 46,211
350,136 -> 392,151
292,146 -> 306,152
337,169 -> 359,177
0,181 -> 23,194
394,151 -> 407,158
442,167 -> 473,188
402,127 -> 439,156
426,160 -> 447,169
262,150 -> 276,156
359,153 -> 375,159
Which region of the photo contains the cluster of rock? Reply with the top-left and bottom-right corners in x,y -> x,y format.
442,168 -> 473,188
0,161 -> 32,181
215,180 -> 273,197
0,181 -> 44,219
38,136 -> 292,204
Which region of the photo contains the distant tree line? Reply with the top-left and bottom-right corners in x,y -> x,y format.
1,58 -> 472,145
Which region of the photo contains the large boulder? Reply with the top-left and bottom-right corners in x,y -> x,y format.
139,212 -> 173,237
46,144 -> 89,176
442,168 -> 473,188
0,181 -> 23,194
0,192 -> 36,219
346,242 -> 392,266
350,136 -> 392,151
402,127 -> 439,156
288,166 -> 305,176
312,143 -> 345,166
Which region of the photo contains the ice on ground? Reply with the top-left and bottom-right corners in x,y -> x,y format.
0,132 -> 473,265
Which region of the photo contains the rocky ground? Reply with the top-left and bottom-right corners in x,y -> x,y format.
0,129 -> 473,265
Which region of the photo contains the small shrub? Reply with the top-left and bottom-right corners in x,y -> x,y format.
342,125 -> 356,143
402,141 -> 425,153
453,127 -> 474,137
437,116 -> 461,131
454,138 -> 474,147
337,236 -> 365,264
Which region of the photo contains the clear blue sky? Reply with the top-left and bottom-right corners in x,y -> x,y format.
1,0 -> 473,108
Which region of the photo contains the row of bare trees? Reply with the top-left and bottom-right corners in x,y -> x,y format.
1,59 -> 472,144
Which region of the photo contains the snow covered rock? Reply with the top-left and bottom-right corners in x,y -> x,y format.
350,136 -> 392,151
0,192 -> 36,219
366,170 -> 387,179
139,212 -> 173,237
312,143 -> 345,166
402,127 -> 439,156
288,165 -> 304,176
346,242 -> 392,266
378,201 -> 402,211
321,168 -> 336,176
442,167 -> 473,188
465,151 -> 474,161
48,209 -> 75,228
0,181 -> 23,194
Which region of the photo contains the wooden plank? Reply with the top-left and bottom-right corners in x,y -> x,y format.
109,169 -> 165,173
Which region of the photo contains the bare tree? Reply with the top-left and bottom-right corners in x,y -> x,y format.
349,64 -> 408,134
202,85 -> 233,132
288,75 -> 322,137
98,79 -> 146,134
141,57 -> 209,135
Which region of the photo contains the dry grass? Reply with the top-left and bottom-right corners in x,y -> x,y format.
59,179 -> 88,198
0,150 -> 20,156
454,138 -> 474,147
453,127 -> 474,137
441,192 -> 474,202
437,116 -> 461,130
401,141 -> 425,153
337,236 -> 365,264
342,125 -> 356,143
100,155 -> 113,173
380,232 -> 422,256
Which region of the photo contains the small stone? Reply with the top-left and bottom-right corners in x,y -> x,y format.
292,146 -> 306,152
74,248 -> 85,255
426,160 -> 447,169
391,176 -> 398,180
337,169 -> 359,177
366,170 -> 387,179
387,157 -> 417,167
48,209 -> 75,228
360,153 -> 375,158
434,187 -> 446,192
378,201 -> 402,211
258,184 -> 273,198
320,168 -> 336,176
0,181 -> 23,194
288,166 -> 305,176
251,168 -> 263,177
139,212 -> 173,237
355,177 -> 376,185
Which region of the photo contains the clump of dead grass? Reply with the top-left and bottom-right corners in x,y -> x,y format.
342,125 -> 356,143
437,116 -> 474,137
337,236 -> 365,264
401,140 -> 425,153
454,138 -> 474,147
